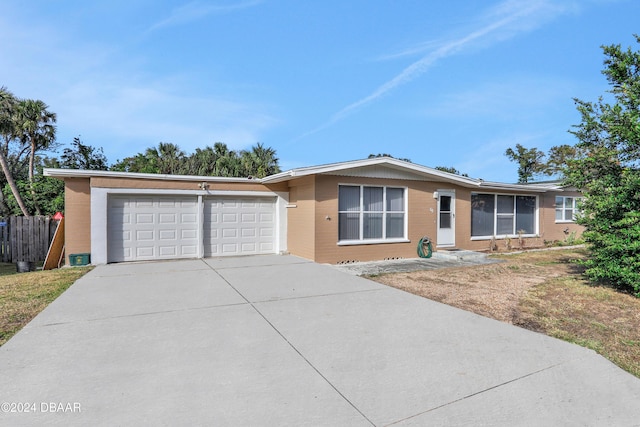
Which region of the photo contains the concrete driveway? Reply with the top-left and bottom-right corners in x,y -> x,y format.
1,255 -> 640,426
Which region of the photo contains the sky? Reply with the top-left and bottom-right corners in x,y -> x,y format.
1,0 -> 639,183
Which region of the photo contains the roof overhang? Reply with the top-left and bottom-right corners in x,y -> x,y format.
43,168 -> 260,184
262,157 -> 553,192
43,158 -> 566,193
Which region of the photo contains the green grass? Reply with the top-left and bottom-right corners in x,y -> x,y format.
0,263 -> 92,346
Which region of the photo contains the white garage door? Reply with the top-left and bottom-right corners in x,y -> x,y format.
108,195 -> 199,263
204,197 -> 276,257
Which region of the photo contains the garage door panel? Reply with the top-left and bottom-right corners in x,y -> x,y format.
135,199 -> 153,207
181,229 -> 197,239
222,243 -> 238,254
182,213 -> 197,223
158,230 -> 176,240
108,195 -> 198,263
241,228 -> 256,238
158,246 -> 177,256
222,228 -> 237,238
241,213 -> 256,223
260,228 -> 273,237
158,213 -> 177,224
136,213 -> 155,224
222,213 -> 238,223
259,242 -> 274,251
136,230 -> 155,241
204,196 -> 276,257
136,246 -> 154,258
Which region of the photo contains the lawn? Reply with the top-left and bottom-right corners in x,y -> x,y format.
369,248 -> 640,378
0,263 -> 92,346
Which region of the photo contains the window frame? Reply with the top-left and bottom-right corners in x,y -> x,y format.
337,184 -> 409,245
555,196 -> 582,223
470,193 -> 539,240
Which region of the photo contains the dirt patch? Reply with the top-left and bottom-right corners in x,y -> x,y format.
368,247 -> 640,377
370,250 -> 582,324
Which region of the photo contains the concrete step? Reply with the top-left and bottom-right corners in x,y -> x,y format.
432,249 -> 489,262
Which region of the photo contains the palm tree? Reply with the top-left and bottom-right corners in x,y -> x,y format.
186,146 -> 217,176
15,99 -> 56,184
0,87 -> 30,216
150,142 -> 186,175
246,143 -> 280,178
213,142 -> 241,177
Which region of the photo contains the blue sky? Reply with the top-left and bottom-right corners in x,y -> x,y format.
1,0 -> 638,182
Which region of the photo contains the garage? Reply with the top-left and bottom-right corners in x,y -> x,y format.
108,195 -> 199,263
106,194 -> 278,263
204,196 -> 276,256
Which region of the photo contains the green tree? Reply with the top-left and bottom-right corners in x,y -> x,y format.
15,99 -> 56,183
0,87 -> 30,216
565,35 -> 640,296
240,143 -> 281,178
111,142 -> 185,174
545,144 -> 579,178
212,142 -> 242,177
185,146 -> 218,176
112,141 -> 281,178
15,99 -> 57,215
504,144 -> 546,183
434,166 -> 469,177
61,137 -> 108,170
2,156 -> 65,216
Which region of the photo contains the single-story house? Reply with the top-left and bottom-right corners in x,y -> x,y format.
44,157 -> 584,265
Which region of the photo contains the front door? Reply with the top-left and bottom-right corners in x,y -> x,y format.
437,190 -> 455,247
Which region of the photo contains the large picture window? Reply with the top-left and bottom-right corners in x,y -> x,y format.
338,185 -> 406,242
471,193 -> 537,238
555,196 -> 581,222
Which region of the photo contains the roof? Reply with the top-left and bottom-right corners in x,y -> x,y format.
262,157 -> 556,192
43,168 -> 258,183
44,157 -> 568,193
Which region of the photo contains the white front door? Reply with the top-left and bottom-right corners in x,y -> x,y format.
437,190 -> 455,247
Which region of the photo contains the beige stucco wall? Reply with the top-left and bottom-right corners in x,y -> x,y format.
64,177 -> 91,264
308,175 -> 440,264
286,176 -> 316,261
539,191 -> 585,243
302,177 -> 585,263
90,176 -> 288,193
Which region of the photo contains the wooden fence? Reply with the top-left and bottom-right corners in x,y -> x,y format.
0,216 -> 60,263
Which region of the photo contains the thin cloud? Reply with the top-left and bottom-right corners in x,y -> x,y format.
147,0 -> 263,33
298,0 -> 574,140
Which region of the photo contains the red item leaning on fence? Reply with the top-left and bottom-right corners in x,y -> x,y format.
53,212 -> 64,220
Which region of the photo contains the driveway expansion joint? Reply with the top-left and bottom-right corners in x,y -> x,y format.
31,302 -> 250,327
383,363 -> 564,426
205,261 -> 377,426
251,288 -> 386,304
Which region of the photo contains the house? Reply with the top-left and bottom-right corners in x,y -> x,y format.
44,157 -> 584,265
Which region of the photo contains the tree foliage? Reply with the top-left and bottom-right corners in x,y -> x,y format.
0,87 -> 32,216
112,142 -> 280,178
434,166 -> 469,177
504,144 -> 547,183
565,35 -> 640,296
61,137 -> 108,170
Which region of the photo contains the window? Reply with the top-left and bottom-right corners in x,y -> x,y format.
555,196 -> 581,222
338,185 -> 406,242
471,193 -> 537,237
